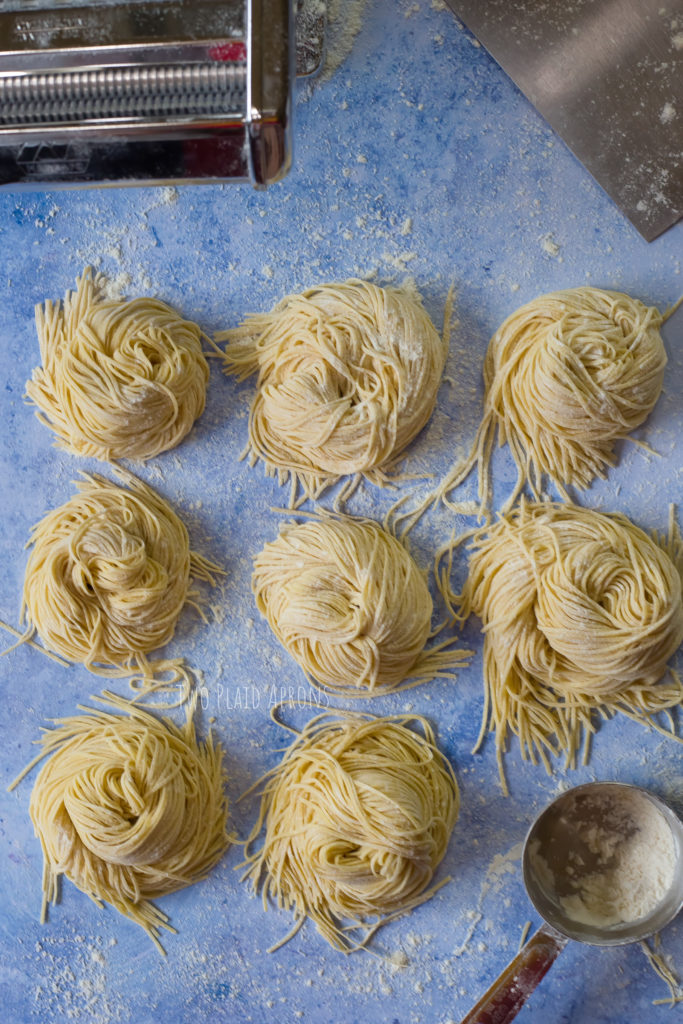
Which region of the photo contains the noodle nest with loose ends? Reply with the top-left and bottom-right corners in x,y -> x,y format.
241,712 -> 459,952
252,514 -> 471,697
432,287 -> 666,517
21,470 -> 221,700
218,280 -> 448,504
11,692 -> 229,953
439,500 -> 683,793
26,268 -> 210,461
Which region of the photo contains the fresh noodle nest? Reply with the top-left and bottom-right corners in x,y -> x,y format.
443,501 -> 683,792
26,268 -> 210,461
219,280 -> 448,502
14,692 -> 228,952
241,713 -> 459,952
22,471 -> 219,696
252,515 -> 471,696
434,287 -> 666,515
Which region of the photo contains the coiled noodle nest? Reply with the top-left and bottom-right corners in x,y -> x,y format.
252,514 -> 471,696
219,280 -> 448,503
241,712 -> 459,952
441,500 -> 683,792
26,268 -> 210,461
11,692 -> 229,953
22,470 -> 220,699
434,287 -> 666,515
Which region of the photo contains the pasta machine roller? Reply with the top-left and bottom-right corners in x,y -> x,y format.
0,0 -> 325,188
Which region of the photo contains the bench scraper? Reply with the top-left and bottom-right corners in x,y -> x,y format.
444,0 -> 683,242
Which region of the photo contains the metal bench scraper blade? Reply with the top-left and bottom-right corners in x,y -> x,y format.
444,0 -> 683,241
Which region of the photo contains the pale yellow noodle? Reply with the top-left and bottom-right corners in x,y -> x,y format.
26,268 -> 210,461
9,691 -> 229,954
252,514 -> 472,697
240,711 -> 459,952
218,280 -> 448,505
642,936 -> 683,1006
21,469 -> 222,701
438,501 -> 683,793
398,287 -> 666,530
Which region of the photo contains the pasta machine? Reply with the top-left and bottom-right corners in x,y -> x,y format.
0,0 -> 325,187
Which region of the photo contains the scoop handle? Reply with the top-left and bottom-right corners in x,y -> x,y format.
459,922 -> 569,1024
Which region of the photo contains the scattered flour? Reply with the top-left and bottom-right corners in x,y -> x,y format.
540,233 -> 561,258
659,102 -> 676,125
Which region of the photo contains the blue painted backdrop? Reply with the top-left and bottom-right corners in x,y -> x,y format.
1,2 -> 682,1022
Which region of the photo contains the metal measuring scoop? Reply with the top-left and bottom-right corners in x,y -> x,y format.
460,782 -> 683,1024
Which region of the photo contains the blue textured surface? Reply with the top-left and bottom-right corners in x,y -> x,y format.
1,2 -> 683,1022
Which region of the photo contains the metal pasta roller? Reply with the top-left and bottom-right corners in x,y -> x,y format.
0,0 -> 325,188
